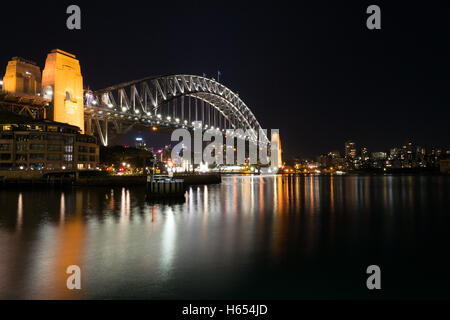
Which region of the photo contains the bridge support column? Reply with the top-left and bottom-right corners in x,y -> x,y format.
94,118 -> 108,146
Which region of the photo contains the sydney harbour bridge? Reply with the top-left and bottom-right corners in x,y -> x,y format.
84,74 -> 267,146
0,49 -> 279,163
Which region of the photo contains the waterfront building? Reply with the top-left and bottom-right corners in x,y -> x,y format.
0,118 -> 98,170
317,151 -> 344,171
361,147 -> 371,161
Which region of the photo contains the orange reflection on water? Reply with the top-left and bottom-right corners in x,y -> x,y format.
259,176 -> 265,214
276,175 -> 284,214
44,192 -> 85,299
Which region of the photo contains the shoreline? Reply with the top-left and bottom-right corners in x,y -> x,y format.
0,169 -> 447,188
0,171 -> 222,187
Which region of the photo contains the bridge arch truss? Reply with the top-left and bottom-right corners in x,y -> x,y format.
84,75 -> 266,146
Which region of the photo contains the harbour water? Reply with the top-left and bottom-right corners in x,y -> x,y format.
0,175 -> 449,299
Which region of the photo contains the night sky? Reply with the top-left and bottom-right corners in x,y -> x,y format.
1,1 -> 449,158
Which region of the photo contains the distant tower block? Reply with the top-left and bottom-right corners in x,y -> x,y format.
2,57 -> 42,95
42,49 -> 84,133
271,131 -> 282,168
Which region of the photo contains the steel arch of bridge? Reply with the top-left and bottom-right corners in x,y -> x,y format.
84,75 -> 267,146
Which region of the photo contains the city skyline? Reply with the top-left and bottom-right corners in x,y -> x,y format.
1,2 -> 448,158
299,139 -> 448,160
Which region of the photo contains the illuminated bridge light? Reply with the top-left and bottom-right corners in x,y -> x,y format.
81,74 -> 274,158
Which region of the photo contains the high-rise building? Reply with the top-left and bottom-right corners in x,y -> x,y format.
345,141 -> 357,159
361,147 -> 369,161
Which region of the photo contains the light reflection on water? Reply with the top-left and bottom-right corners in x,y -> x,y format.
0,175 -> 449,299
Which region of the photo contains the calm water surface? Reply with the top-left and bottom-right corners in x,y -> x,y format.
0,175 -> 449,299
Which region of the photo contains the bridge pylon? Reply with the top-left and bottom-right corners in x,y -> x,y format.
42,49 -> 85,133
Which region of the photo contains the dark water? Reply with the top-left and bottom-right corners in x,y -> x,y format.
0,175 -> 449,299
